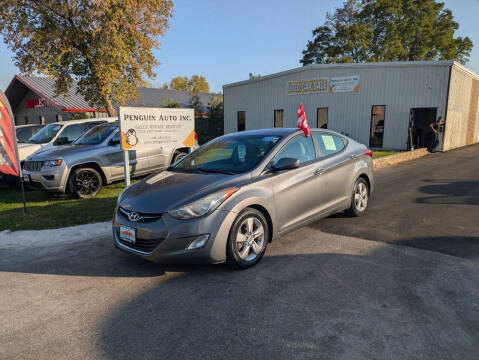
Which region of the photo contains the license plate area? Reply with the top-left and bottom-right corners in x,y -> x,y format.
119,226 -> 136,244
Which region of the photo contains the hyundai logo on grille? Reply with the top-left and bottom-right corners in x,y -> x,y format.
128,212 -> 141,222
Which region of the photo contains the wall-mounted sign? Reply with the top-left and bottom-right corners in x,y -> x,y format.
119,107 -> 195,151
330,75 -> 360,93
26,98 -> 55,109
287,78 -> 329,95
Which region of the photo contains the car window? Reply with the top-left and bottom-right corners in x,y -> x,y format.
85,121 -> 106,130
28,123 -> 63,144
314,132 -> 345,157
274,135 -> 315,165
60,124 -> 85,143
74,124 -> 117,145
173,135 -> 281,174
16,128 -> 33,142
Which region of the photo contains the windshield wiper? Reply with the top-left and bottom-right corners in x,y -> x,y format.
197,168 -> 237,175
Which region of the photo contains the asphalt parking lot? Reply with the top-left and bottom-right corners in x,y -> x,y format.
314,143 -> 479,261
1,145 -> 479,359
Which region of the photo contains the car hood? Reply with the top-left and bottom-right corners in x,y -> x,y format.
18,143 -> 42,161
27,144 -> 93,161
119,170 -> 249,213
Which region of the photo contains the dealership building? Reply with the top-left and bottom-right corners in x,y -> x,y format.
5,75 -> 213,125
223,61 -> 479,151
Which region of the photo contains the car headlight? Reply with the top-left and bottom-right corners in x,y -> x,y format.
169,187 -> 238,219
43,159 -> 63,167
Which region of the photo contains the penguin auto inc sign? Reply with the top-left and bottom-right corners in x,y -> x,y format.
118,107 -> 195,151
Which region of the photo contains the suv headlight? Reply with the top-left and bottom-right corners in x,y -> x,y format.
169,188 -> 238,219
43,159 -> 63,167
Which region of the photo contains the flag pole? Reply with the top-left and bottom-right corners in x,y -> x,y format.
19,175 -> 26,215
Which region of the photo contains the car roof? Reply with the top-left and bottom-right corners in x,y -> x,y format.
15,124 -> 44,128
45,117 -> 117,125
226,128 -> 300,137
223,127 -> 346,138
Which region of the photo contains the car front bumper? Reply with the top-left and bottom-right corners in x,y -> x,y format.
112,207 -> 238,264
22,164 -> 68,192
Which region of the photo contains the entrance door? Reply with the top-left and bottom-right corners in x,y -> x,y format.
409,108 -> 437,149
317,108 -> 328,129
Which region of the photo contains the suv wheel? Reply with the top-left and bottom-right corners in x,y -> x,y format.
172,151 -> 187,164
69,167 -> 103,199
345,177 -> 369,217
226,208 -> 269,269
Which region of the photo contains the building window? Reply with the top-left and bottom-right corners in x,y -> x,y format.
370,105 -> 386,148
237,111 -> 245,131
39,116 -> 46,125
24,116 -> 29,124
274,109 -> 283,128
56,115 -> 63,122
317,108 -> 328,129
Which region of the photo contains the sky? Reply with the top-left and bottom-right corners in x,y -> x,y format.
1,0 -> 478,93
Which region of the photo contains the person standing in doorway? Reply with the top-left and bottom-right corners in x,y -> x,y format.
429,116 -> 446,152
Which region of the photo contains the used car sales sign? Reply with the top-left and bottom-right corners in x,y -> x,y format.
119,107 -> 195,150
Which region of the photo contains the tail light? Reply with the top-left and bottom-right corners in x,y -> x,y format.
364,149 -> 373,158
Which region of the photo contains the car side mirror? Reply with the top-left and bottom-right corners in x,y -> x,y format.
54,137 -> 70,145
272,157 -> 300,172
109,138 -> 120,146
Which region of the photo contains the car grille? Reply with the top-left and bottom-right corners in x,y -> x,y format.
118,235 -> 165,253
23,161 -> 44,172
118,207 -> 163,223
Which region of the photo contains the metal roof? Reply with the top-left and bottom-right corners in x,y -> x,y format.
5,75 -> 214,113
223,60 -> 462,89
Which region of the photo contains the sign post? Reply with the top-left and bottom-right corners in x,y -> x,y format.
118,107 -> 195,186
0,90 -> 26,214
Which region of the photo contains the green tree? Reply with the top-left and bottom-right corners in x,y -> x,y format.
161,98 -> 181,108
208,93 -> 223,119
249,73 -> 261,80
301,0 -> 473,65
169,75 -> 210,93
0,0 -> 174,116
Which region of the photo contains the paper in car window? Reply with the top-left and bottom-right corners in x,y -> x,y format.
237,143 -> 247,162
321,135 -> 337,151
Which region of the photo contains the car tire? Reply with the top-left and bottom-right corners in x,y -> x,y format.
172,151 -> 187,164
69,167 -> 103,199
345,177 -> 369,217
226,207 -> 269,269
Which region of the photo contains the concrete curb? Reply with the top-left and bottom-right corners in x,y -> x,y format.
373,148 -> 429,169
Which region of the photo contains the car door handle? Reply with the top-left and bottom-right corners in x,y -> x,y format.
314,168 -> 326,176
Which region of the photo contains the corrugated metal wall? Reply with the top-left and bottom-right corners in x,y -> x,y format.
443,64 -> 479,151
224,62 -> 451,150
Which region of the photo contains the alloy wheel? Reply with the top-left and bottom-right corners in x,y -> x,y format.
235,217 -> 265,262
354,182 -> 368,212
74,170 -> 100,197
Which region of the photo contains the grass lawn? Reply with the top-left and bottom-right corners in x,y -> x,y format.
372,150 -> 398,159
0,182 -> 126,231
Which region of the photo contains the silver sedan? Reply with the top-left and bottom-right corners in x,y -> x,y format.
113,128 -> 374,269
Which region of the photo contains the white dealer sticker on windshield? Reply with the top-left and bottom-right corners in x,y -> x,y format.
321,135 -> 337,151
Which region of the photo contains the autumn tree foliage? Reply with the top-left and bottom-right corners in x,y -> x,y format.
301,0 -> 473,66
0,0 -> 174,116
168,75 -> 210,94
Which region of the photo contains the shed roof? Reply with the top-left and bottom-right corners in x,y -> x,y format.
5,75 -> 213,113
223,60 -> 465,89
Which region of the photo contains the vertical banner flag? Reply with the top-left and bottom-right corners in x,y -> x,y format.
297,103 -> 310,137
0,90 -> 20,176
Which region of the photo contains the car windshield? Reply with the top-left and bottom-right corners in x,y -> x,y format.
27,123 -> 63,144
74,124 -> 117,145
171,135 -> 282,174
